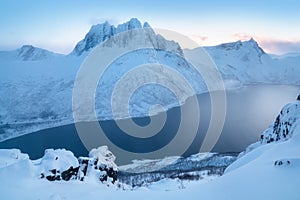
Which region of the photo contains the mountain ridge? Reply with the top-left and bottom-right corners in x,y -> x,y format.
0,18 -> 300,141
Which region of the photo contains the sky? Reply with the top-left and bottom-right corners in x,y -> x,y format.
0,0 -> 300,54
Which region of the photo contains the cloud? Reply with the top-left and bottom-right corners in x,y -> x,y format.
258,40 -> 300,54
232,33 -> 253,41
191,34 -> 208,42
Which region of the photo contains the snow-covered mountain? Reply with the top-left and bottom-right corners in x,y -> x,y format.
0,18 -> 201,140
0,18 -> 300,141
185,38 -> 300,86
0,45 -> 63,61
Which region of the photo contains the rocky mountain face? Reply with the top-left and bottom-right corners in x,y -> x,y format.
70,18 -> 174,56
226,95 -> 300,173
260,95 -> 300,144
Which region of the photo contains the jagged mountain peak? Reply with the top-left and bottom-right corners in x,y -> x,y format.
213,38 -> 263,53
204,37 -> 267,67
243,38 -> 265,55
143,22 -> 151,28
71,18 -> 153,56
115,18 -> 142,33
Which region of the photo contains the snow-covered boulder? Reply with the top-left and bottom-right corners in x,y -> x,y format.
36,149 -> 79,181
78,146 -> 118,183
0,146 -> 118,184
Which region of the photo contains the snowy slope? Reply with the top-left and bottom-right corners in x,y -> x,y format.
1,18 -> 300,141
212,99 -> 300,199
0,100 -> 300,199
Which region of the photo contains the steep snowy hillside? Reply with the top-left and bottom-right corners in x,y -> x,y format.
202,98 -> 300,199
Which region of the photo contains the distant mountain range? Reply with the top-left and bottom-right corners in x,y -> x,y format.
0,18 -> 300,141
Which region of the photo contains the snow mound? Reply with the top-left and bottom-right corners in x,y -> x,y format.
0,149 -> 29,168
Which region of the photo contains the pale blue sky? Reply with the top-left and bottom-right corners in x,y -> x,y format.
0,0 -> 300,54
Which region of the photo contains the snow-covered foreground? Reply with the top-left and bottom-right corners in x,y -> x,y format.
1,100 -> 300,199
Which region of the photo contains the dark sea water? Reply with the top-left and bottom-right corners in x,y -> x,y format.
0,84 -> 299,164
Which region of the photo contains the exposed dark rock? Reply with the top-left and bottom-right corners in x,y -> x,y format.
274,159 -> 291,166
41,166 -> 79,182
78,156 -> 118,184
61,166 -> 79,181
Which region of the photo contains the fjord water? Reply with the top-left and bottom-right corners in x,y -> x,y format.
0,84 -> 299,164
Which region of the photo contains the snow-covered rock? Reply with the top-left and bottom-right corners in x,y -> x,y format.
89,146 -> 118,171
260,96 -> 300,144
78,146 -> 118,183
225,97 -> 300,174
0,146 -> 118,184
36,149 -> 80,181
32,147 -> 118,183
